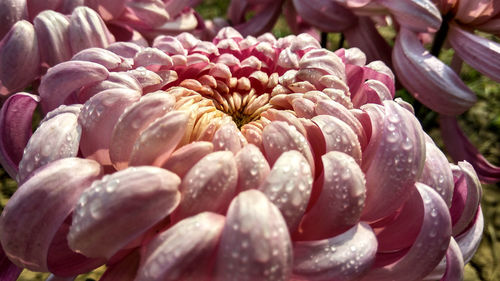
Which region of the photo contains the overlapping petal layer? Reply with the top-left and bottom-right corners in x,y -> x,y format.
0,27 -> 483,280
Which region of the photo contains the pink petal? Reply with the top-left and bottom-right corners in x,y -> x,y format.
110,91 -> 176,170
440,238 -> 464,281
293,222 -> 377,280
68,166 -> 181,259
0,158 -> 102,271
262,121 -> 315,175
418,136 -> 454,207
392,28 -> 476,115
72,47 -> 128,71
312,115 -> 362,164
361,101 -> 425,221
68,7 -> 115,54
128,110 -> 189,166
78,72 -> 141,103
212,122 -> 244,154
455,0 -> 498,24
106,41 -> 143,58
0,93 -> 39,179
259,150 -> 313,232
291,0 -> 356,32
0,20 -> 40,96
133,47 -> 174,70
448,23 -> 500,83
136,212 -> 225,281
33,10 -> 72,67
99,250 -> 140,281
79,88 -> 141,165
315,99 -> 368,149
455,207 -> 483,264
215,189 -> 293,280
235,144 -> 270,193
378,0 -> 442,32
344,17 -> 393,67
0,245 -> 22,281
171,151 -> 238,222
84,0 -> 127,21
125,0 -> 170,28
362,183 -> 451,281
439,115 -> 500,183
449,161 -> 482,236
231,0 -> 283,36
161,141 -> 214,178
298,49 -> 346,82
297,151 -> 365,240
0,0 -> 27,39
25,0 -> 61,20
17,105 -> 82,183
39,60 -> 109,113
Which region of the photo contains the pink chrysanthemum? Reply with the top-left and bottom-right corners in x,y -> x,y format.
0,27 -> 482,281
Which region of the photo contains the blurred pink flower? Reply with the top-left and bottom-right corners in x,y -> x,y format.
0,0 -> 207,97
0,28 -> 483,280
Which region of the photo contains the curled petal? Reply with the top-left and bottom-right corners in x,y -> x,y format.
72,48 -> 127,71
0,0 -> 27,39
293,223 -> 377,281
0,20 -> 40,95
17,106 -> 81,183
362,183 -> 451,281
230,0 -> 283,36
39,60 -> 109,113
161,141 -> 214,178
98,250 -> 139,281
129,110 -> 189,166
440,115 -> 500,183
68,7 -> 114,54
78,72 -> 141,102
456,207 -> 483,264
212,122 -> 244,154
418,137 -> 454,207
361,101 -> 425,221
262,121 -> 315,175
0,93 -> 39,179
215,189 -> 293,281
68,166 -> 181,259
34,10 -> 72,67
312,115 -> 362,164
378,0 -> 442,32
235,144 -> 270,193
448,23 -> 500,83
172,151 -> 238,221
84,0 -> 126,21
110,91 -> 176,169
79,88 -> 141,165
440,238 -> 464,281
136,212 -> 225,281
0,245 -> 22,281
298,49 -> 346,82
0,158 -> 102,271
126,0 -> 170,28
449,161 -> 482,236
259,150 -> 313,232
292,0 -> 356,32
298,151 -> 365,240
392,28 -> 476,115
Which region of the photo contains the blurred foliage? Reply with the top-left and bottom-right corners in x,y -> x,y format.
1,2 -> 498,281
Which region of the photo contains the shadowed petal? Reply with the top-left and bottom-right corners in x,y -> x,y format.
110,91 -> 175,169
0,158 -> 102,271
68,7 -> 115,54
0,245 -> 22,281
215,190 -> 293,281
17,105 -> 82,183
72,48 -> 128,71
34,10 -> 72,67
456,207 -> 483,264
293,223 -> 377,281
68,166 -> 181,259
378,0 -> 442,32
136,212 -> 225,281
297,151 -> 365,240
235,144 -> 270,193
361,101 -> 425,221
79,88 -> 141,165
449,161 -> 482,236
161,141 -> 214,178
292,0 -> 356,32
440,238 -> 464,281
0,20 -> 40,96
448,23 -> 500,83
439,115 -> 500,183
0,93 -> 39,179
230,0 -> 283,36
99,250 -> 140,281
418,136 -> 454,207
362,183 -> 451,281
39,60 -> 109,113
259,150 -> 312,232
392,28 -> 476,115
172,151 -> 237,221
129,110 -> 189,166
84,0 -> 127,21
0,0 -> 27,39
